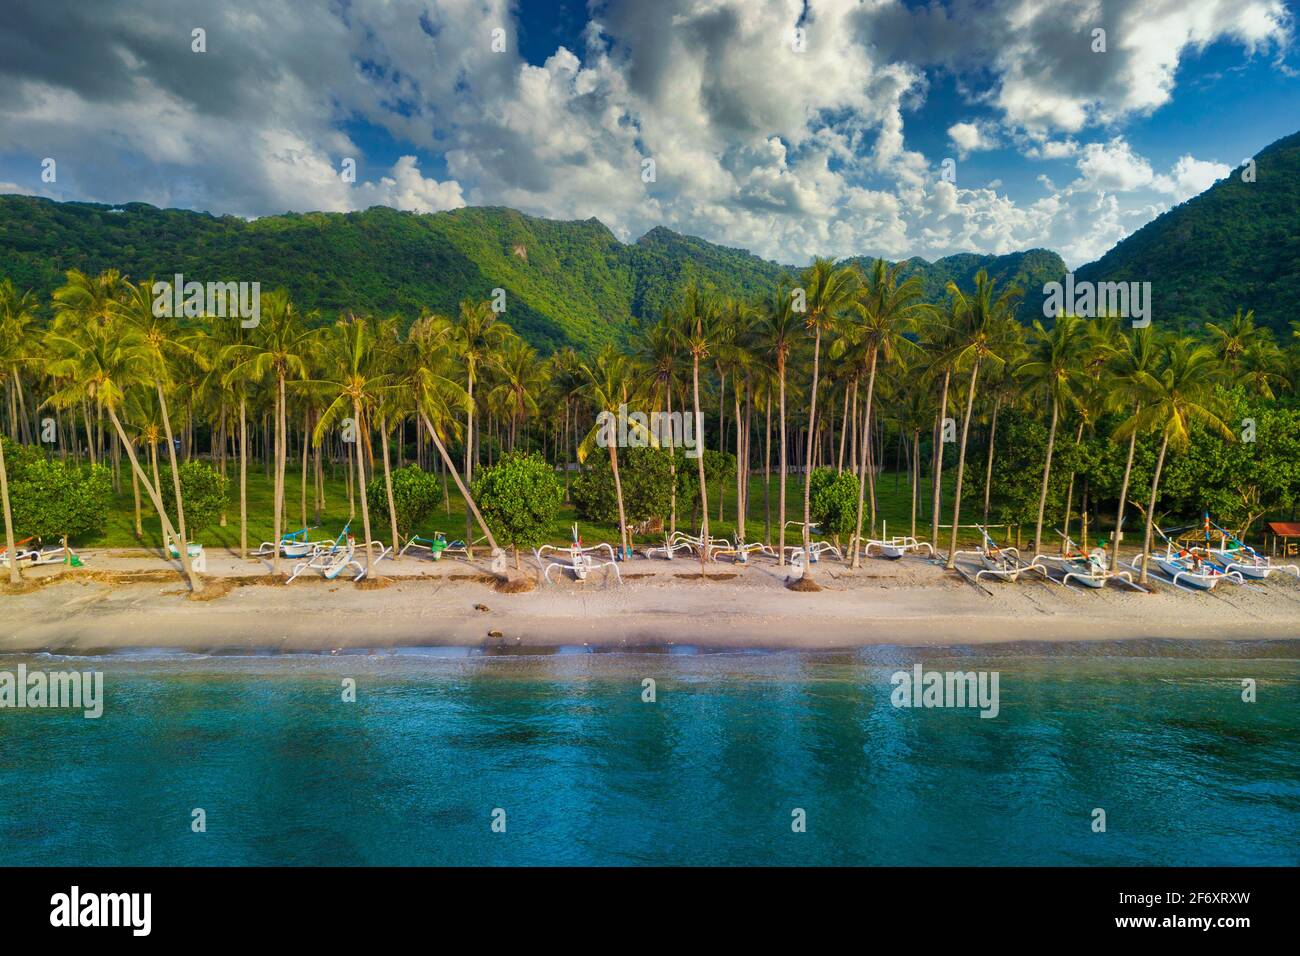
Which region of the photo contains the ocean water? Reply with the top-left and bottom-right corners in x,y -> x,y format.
0,646 -> 1296,866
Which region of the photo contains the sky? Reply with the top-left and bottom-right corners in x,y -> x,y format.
0,0 -> 1296,269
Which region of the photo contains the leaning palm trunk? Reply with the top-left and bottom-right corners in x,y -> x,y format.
801,327 -> 822,577
1109,414 -> 1140,572
945,362 -> 980,569
1032,397 -> 1060,557
1138,434 -> 1171,585
418,410 -> 499,555
107,406 -> 199,591
156,383 -> 200,591
1061,422 -> 1085,555
929,369 -> 951,550
851,349 -> 879,567
910,431 -> 920,540
0,433 -> 20,585
609,441 -> 629,557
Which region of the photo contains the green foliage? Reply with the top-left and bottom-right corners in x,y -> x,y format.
471,452 -> 562,553
367,464 -> 440,536
572,446 -> 675,525
1075,131 -> 1300,335
8,455 -> 112,546
808,467 -> 861,541
159,461 -> 228,536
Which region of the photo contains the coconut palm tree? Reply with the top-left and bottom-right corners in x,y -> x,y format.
756,282 -> 803,564
118,279 -> 202,587
307,314 -> 394,573
578,346 -> 644,559
0,279 -> 39,446
1114,339 -> 1232,583
837,259 -> 925,566
223,291 -> 313,574
43,302 -> 200,590
1205,308 -> 1263,373
678,283 -> 718,573
940,270 -> 1020,569
406,314 -> 500,557
1104,325 -> 1159,570
1020,314 -> 1088,557
487,334 -> 544,451
438,299 -> 510,556
797,257 -> 860,578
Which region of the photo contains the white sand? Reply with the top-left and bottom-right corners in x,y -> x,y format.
4,546 -> 1299,655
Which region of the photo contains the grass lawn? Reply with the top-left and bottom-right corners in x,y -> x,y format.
73,457 -> 1007,555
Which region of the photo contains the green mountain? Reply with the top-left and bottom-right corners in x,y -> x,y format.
1075,130 -> 1300,334
0,194 -> 1065,351
846,249 -> 1067,316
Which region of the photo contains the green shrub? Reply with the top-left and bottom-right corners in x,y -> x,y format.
367,464 -> 441,537
159,461 -> 228,537
471,452 -> 562,561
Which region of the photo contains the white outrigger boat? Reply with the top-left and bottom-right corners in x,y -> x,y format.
864,523 -> 934,560
1126,524 -> 1243,591
536,525 -> 621,584
1202,515 -> 1299,581
1029,533 -> 1144,591
954,527 -> 1045,582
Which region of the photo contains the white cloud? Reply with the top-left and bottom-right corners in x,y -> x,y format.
1152,154 -> 1232,201
947,121 -> 998,159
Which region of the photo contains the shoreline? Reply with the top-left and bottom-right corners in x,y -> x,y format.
4,548 -> 1300,657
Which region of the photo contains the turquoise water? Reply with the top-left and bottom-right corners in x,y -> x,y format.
0,647 -> 1296,866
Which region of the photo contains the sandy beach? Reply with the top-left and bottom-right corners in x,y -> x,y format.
3,546 -> 1299,656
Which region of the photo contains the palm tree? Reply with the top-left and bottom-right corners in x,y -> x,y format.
756,283 -> 802,564
119,279 -> 202,588
679,283 -> 718,573
1104,325 -> 1159,570
638,316 -> 685,535
1020,314 -> 1088,557
837,259 -> 924,566
487,335 -> 544,451
797,257 -> 860,578
0,279 -> 39,446
578,346 -> 642,559
941,270 -> 1020,569
440,299 -> 510,556
1205,308 -> 1263,373
43,299 -> 200,590
307,314 -> 393,573
406,313 -> 500,557
1114,339 -> 1232,583
224,291 -> 313,574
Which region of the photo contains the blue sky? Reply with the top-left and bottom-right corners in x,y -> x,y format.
1,0 -> 1296,268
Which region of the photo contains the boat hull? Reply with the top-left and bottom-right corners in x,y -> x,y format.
1156,558 -> 1216,590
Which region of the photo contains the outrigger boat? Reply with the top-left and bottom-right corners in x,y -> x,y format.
864,522 -> 934,560
1127,524 -> 1243,591
954,526 -> 1045,582
1201,513 -> 1299,581
535,525 -> 621,584
1030,533 -> 1144,591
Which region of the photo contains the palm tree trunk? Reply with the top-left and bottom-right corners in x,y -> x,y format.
352,399 -> 375,570
107,406 -> 198,591
156,383 -> 199,591
379,412 -> 399,564
945,362 -> 980,569
239,397 -> 248,560
609,441 -> 629,557
1109,420 -> 1140,571
801,327 -> 821,577
131,455 -> 142,538
692,352 -> 709,574
764,389 -> 772,545
1061,421 -> 1085,554
301,408 -> 310,531
1139,433 -> 1170,584
778,362 -> 787,565
981,398 -> 1000,526
910,431 -> 919,540
0,433 -> 20,585
1032,396 -> 1060,557
734,388 -> 744,542
851,349 -> 879,567
418,410 -> 499,554
929,369 -> 951,550
271,376 -> 286,574
465,364 -> 475,558
667,389 -> 677,537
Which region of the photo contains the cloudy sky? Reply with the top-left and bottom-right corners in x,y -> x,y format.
1,0 -> 1296,267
